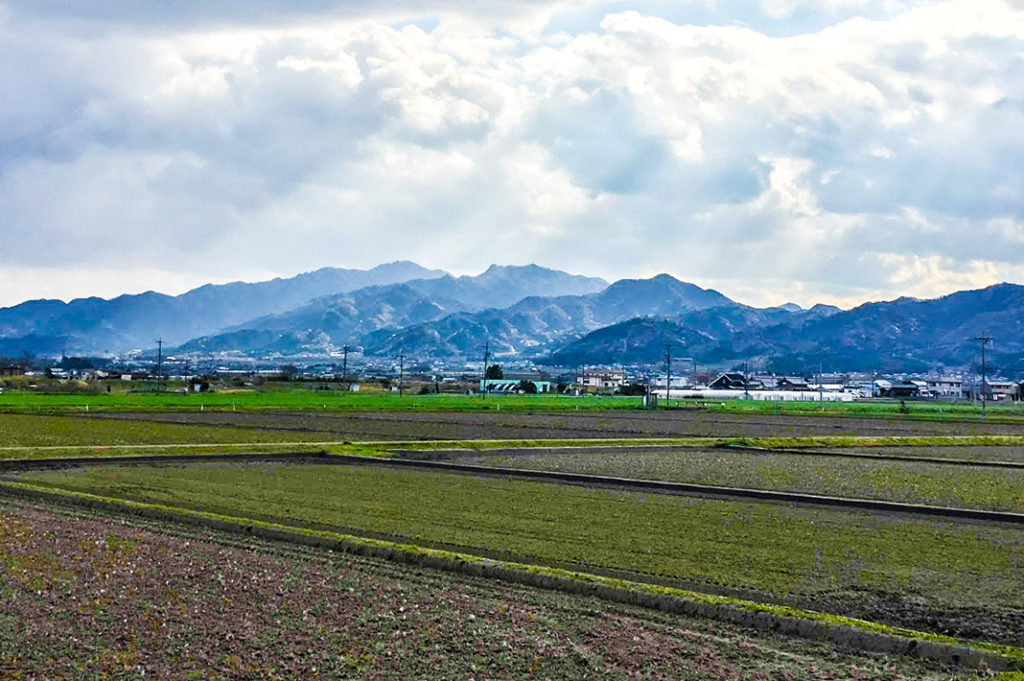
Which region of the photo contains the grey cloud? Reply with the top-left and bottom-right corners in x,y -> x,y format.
529,86 -> 672,194
543,0 -> 913,38
1,0 -> 1023,307
1,0 -> 563,31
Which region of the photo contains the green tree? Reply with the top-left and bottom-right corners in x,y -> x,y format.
485,364 -> 504,379
618,382 -> 648,396
517,379 -> 538,394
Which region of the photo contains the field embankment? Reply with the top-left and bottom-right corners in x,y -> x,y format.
7,502 -> 961,680
10,460 -> 1024,649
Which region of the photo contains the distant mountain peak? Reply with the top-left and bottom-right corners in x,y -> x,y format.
476,263 -> 607,285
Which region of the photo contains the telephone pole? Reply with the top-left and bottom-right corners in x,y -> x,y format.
975,335 -> 992,414
664,343 -> 672,404
397,351 -> 405,397
743,361 -> 750,399
481,340 -> 490,398
341,345 -> 350,387
155,338 -> 163,392
817,349 -> 823,403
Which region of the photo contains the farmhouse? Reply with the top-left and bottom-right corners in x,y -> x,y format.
883,380 -> 930,398
925,377 -> 963,399
776,377 -> 810,390
479,378 -> 552,393
575,370 -> 625,391
988,381 -> 1020,401
708,373 -> 764,390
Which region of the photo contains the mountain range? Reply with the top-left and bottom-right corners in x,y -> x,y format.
1,262 -> 1022,375
176,265 -> 608,356
0,261 -> 444,356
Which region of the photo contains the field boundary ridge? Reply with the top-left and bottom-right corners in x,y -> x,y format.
0,479 -> 1019,671
0,451 -> 330,471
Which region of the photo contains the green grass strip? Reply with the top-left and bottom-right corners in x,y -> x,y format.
366,437 -> 722,450
722,435 -> 1024,449
0,392 -> 647,413
1,478 -> 1021,668
364,435 -> 1024,452
3,389 -> 1024,424
5,433 -> 1022,462
0,441 -> 393,461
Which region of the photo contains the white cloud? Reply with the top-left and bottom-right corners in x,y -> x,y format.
0,0 -> 1023,309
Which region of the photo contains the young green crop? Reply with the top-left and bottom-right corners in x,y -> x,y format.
0,413 -> 331,451
449,447 -> 1024,512
16,462 -> 1024,645
1,500 -> 997,680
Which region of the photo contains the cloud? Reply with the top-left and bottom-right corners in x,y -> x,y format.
0,0 -> 1023,309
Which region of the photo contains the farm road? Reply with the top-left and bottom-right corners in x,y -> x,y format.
74,409 -> 1024,440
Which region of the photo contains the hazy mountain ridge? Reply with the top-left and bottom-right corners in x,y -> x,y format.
176,265 -> 610,356
747,283 -> 1024,373
547,319 -> 720,366
363,275 -> 737,358
546,283 -> 1024,374
4,262 -> 1023,375
0,261 -> 445,354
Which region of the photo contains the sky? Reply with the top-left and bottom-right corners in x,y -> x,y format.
1,0 -> 1023,310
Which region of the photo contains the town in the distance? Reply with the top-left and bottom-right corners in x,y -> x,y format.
1,261 -> 1021,402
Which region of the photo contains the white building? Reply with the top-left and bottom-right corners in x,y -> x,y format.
926,377 -> 963,399
576,370 -> 626,391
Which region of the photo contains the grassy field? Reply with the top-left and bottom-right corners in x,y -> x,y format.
0,390 -> 646,413
0,503 -> 978,681
13,462 -> 1024,646
0,412 -> 333,451
2,386 -> 1024,422
447,446 -> 1024,512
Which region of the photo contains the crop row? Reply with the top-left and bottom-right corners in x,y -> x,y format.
1,502 -> 979,680
0,413 -> 333,452
14,462 -> 1024,645
446,446 -> 1024,513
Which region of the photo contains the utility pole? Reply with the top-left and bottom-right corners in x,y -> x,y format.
664,343 -> 672,404
481,340 -> 490,398
397,351 -> 405,397
341,345 -> 350,387
975,335 -> 992,414
155,338 -> 163,392
743,361 -> 750,399
817,349 -> 823,403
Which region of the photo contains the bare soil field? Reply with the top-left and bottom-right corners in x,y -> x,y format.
813,446 -> 1024,464
16,461 -> 1024,647
0,502 -> 965,681
76,409 -> 1024,441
